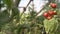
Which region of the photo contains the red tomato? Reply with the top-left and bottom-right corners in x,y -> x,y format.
50,3 -> 57,8
48,10 -> 54,15
47,16 -> 52,20
43,12 -> 49,17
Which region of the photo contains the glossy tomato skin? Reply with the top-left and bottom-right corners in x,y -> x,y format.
50,3 -> 57,8
48,10 -> 54,15
43,12 -> 49,17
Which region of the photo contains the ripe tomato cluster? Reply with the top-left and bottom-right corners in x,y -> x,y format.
43,10 -> 57,20
43,3 -> 57,20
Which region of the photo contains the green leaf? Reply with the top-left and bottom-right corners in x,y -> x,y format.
43,18 -> 58,34
3,0 -> 12,9
0,10 -> 10,31
12,7 -> 20,23
12,7 -> 19,16
0,10 -> 9,25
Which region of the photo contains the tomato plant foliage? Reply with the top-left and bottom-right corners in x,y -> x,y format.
0,0 -> 60,34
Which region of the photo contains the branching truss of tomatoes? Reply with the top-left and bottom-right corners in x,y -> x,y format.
43,3 -> 57,20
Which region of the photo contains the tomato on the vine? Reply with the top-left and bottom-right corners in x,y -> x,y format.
48,10 -> 54,15
43,12 -> 49,17
47,16 -> 52,20
50,3 -> 57,8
